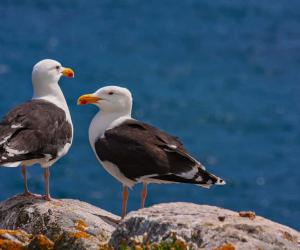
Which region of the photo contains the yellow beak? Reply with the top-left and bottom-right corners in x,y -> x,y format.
62,67 -> 75,78
77,94 -> 101,105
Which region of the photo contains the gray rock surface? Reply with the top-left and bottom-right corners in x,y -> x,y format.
0,195 -> 119,249
1,196 -> 299,249
110,202 -> 300,250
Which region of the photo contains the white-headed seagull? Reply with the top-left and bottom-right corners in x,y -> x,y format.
0,59 -> 74,200
78,86 -> 225,218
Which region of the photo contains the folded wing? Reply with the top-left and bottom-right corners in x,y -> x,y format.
95,119 -> 225,187
0,100 -> 72,166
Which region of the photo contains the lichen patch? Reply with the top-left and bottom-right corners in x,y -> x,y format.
0,239 -> 24,250
213,243 -> 236,250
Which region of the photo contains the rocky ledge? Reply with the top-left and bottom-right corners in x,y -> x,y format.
0,195 -> 119,249
0,195 -> 299,249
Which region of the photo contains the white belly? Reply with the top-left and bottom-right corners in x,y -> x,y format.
100,160 -> 136,188
2,141 -> 72,168
88,112 -> 135,186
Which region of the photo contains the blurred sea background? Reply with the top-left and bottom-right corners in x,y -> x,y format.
0,0 -> 299,230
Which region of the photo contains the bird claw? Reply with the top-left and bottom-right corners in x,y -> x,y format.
41,195 -> 63,206
42,194 -> 52,201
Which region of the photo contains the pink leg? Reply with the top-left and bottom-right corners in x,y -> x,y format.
20,165 -> 40,198
121,186 -> 129,219
43,168 -> 52,201
141,183 -> 148,208
21,165 -> 30,195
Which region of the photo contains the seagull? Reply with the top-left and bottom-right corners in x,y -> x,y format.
0,59 -> 74,200
78,86 -> 225,218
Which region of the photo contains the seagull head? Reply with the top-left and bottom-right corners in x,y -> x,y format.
32,59 -> 74,85
77,86 -> 132,113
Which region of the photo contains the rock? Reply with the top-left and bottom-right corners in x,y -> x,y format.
1,197 -> 299,249
0,229 -> 55,249
27,234 -> 54,250
0,228 -> 32,249
0,195 -> 119,249
110,202 -> 300,250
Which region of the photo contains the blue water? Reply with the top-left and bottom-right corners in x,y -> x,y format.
0,0 -> 299,230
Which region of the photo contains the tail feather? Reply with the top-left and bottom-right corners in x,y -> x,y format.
198,174 -> 226,188
182,164 -> 226,186
152,167 -> 226,187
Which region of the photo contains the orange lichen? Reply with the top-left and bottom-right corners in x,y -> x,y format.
0,229 -> 31,250
29,234 -> 54,249
0,239 -> 24,250
0,229 -> 28,236
69,219 -> 90,239
173,239 -> 188,250
70,231 -> 90,239
213,243 -> 236,250
75,219 -> 88,231
239,211 -> 256,220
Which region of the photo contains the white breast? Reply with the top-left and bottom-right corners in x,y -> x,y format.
88,112 -> 135,187
88,112 -> 132,146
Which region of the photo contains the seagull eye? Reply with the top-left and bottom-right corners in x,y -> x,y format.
108,91 -> 114,95
55,65 -> 60,70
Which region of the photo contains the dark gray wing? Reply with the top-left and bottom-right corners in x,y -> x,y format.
95,119 -> 224,186
0,99 -> 72,164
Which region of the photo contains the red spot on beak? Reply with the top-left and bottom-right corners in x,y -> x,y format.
62,68 -> 75,78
